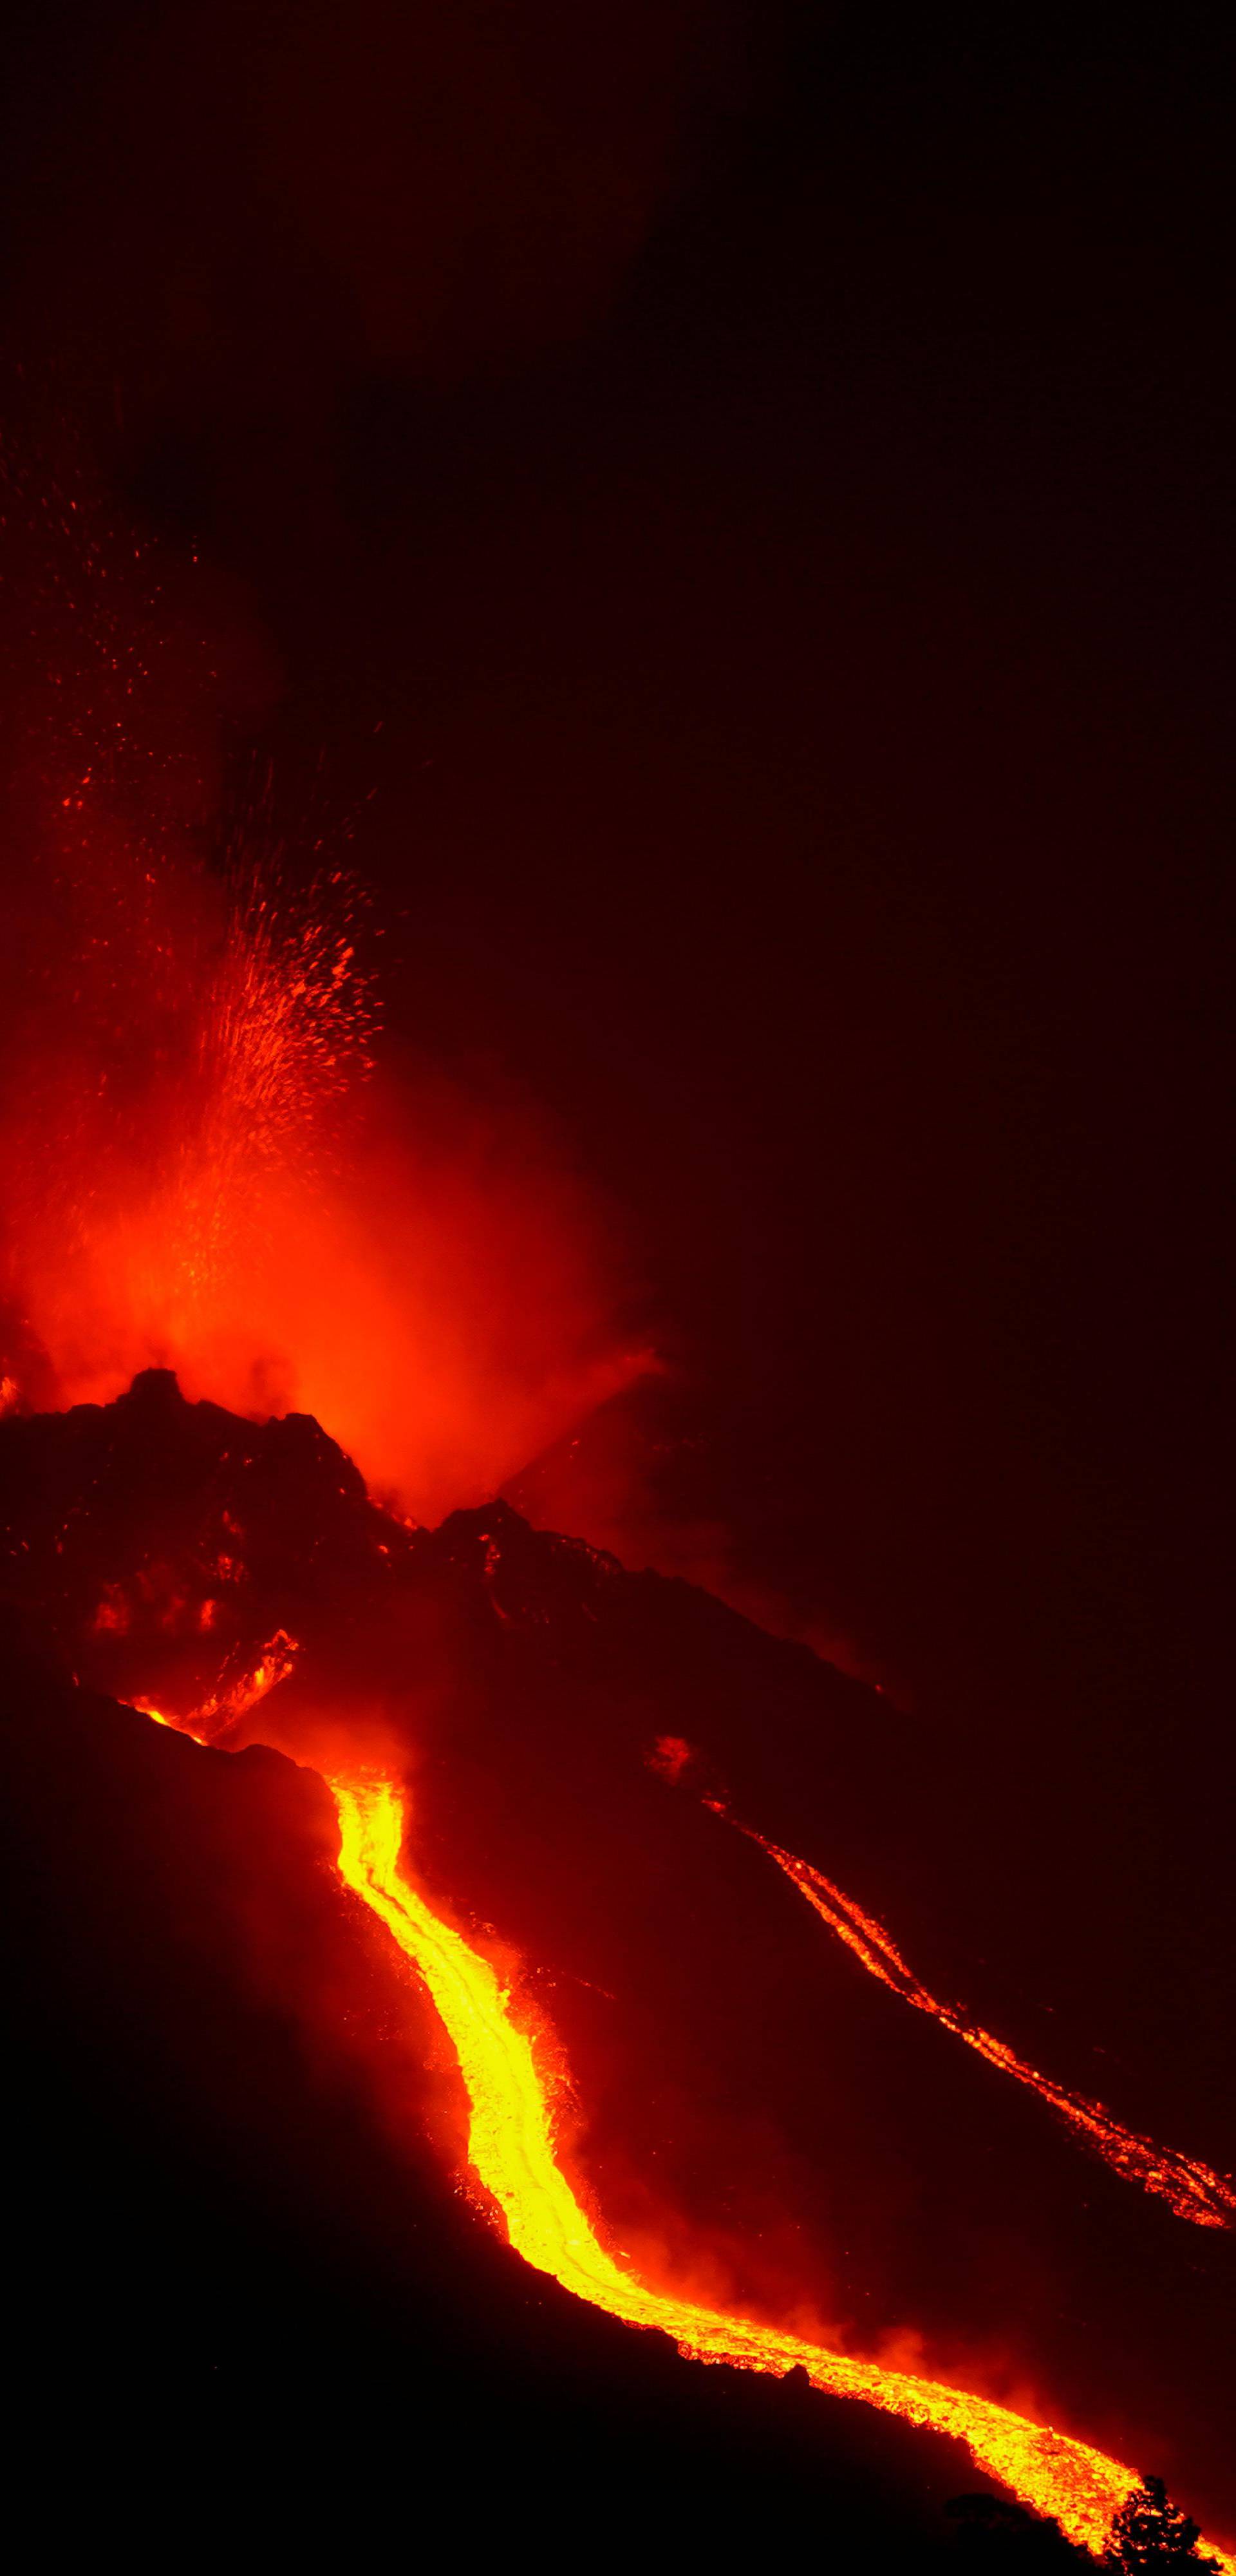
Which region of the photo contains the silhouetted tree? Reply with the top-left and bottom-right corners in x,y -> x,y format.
1103,2478 -> 1219,2574
946,2493 -> 1087,2567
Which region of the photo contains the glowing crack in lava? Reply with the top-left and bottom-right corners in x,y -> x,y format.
330,1771 -> 1228,2564
724,1817 -> 1236,2233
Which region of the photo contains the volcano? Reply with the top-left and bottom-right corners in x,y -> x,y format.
2,1370 -> 1232,2560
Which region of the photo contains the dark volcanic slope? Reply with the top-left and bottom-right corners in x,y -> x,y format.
1,1372 -> 1233,2541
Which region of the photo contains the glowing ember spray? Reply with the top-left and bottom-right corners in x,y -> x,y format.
1,462 -> 640,1500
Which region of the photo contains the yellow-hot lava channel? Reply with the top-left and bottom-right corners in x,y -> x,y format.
331,1774 -> 1232,2565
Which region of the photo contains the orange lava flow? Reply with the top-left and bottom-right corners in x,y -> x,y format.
130,1633 -> 299,1746
738,1823 -> 1236,2233
330,1772 -> 1233,2564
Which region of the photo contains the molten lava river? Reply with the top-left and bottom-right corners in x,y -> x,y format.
3,1381 -> 1231,2566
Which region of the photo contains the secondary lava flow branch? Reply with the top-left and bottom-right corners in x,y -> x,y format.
726,1819 -> 1236,2233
